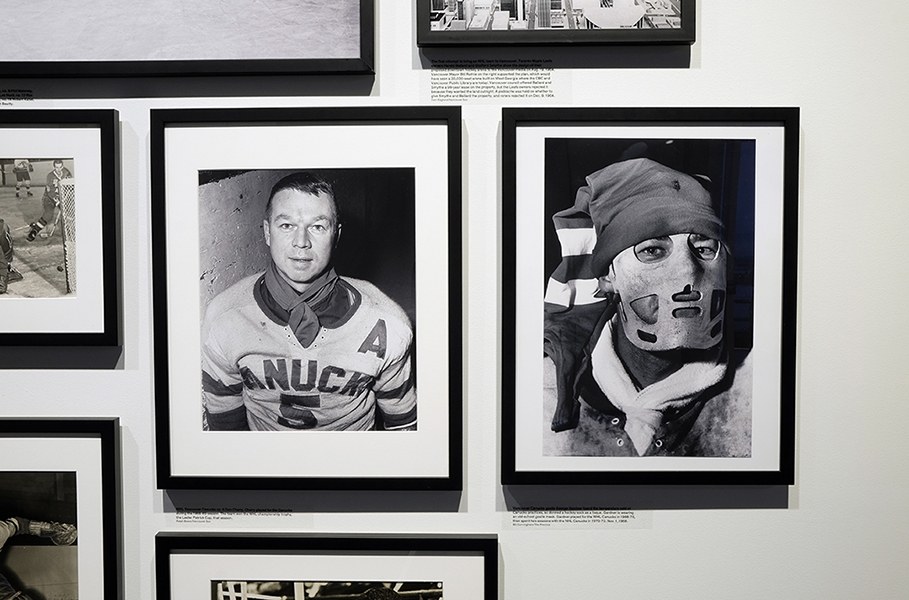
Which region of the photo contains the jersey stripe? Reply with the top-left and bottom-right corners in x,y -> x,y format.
375,377 -> 415,400
205,405 -> 249,430
380,405 -> 417,428
202,370 -> 244,396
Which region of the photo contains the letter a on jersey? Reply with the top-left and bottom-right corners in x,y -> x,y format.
358,319 -> 387,359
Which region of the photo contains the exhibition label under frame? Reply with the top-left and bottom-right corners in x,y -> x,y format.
502,106 -> 799,486
417,0 -> 695,47
0,0 -> 374,77
151,106 -> 462,491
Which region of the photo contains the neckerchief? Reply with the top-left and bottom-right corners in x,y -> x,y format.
591,319 -> 727,455
262,262 -> 339,348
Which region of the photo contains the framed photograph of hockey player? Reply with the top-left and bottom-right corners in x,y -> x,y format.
416,0 -> 695,47
151,106 -> 462,490
502,107 -> 799,486
0,0 -> 373,77
157,534 -> 497,600
0,109 -> 121,351
0,418 -> 122,600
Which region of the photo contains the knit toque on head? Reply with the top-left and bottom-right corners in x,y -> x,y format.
581,158 -> 723,275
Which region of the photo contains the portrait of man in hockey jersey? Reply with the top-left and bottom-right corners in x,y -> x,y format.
541,138 -> 756,457
199,169 -> 416,433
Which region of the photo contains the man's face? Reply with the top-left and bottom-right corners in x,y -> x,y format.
263,188 -> 339,293
603,232 -> 727,351
53,162 -> 64,176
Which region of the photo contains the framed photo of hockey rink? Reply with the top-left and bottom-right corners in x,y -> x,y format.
156,534 -> 497,600
0,0 -> 373,77
501,107 -> 799,486
0,109 -> 121,350
151,106 -> 463,490
0,418 -> 122,600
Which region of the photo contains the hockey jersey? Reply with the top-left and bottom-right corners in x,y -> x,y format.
44,166 -> 72,201
202,274 -> 416,431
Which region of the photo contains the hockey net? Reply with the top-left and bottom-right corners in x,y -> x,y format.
59,178 -> 76,294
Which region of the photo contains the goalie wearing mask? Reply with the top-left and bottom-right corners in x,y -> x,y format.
544,158 -> 752,457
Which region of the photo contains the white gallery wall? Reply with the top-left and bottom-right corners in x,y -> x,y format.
1,1 -> 908,598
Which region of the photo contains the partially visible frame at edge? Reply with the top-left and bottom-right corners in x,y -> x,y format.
0,1 -> 374,77
156,534 -> 497,600
0,109 -> 121,349
0,418 -> 122,600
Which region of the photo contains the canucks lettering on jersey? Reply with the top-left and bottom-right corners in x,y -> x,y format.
201,274 -> 416,431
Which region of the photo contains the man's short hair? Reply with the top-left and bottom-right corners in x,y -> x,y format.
53,159 -> 64,167
265,171 -> 337,222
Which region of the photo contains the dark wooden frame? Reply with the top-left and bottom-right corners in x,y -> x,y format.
0,109 -> 121,349
151,106 -> 462,491
502,106 -> 799,485
417,0 -> 695,47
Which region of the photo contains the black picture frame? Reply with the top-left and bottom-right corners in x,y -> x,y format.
502,107 -> 799,485
156,534 -> 497,600
151,106 -> 462,491
0,418 -> 122,600
417,0 -> 695,47
0,1 -> 374,77
0,109 -> 121,349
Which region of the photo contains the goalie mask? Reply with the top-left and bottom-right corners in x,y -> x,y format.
573,157 -> 730,351
605,233 -> 727,351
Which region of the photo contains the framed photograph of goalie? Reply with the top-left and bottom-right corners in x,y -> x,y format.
0,0 -> 373,77
0,109 -> 121,349
502,107 -> 799,486
156,534 -> 497,600
0,418 -> 122,600
151,106 -> 462,490
416,0 -> 695,47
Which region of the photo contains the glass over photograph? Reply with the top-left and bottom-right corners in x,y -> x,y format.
0,471 -> 79,600
198,168 -> 417,433
0,158 -> 76,298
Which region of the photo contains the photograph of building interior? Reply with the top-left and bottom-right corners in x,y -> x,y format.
428,0 -> 681,32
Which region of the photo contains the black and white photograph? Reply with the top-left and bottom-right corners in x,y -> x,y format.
157,535 -> 496,600
417,0 -> 694,45
0,419 -> 121,600
541,138 -> 755,457
0,472 -> 79,600
198,168 -> 417,433
0,110 -> 120,350
502,107 -> 798,485
0,0 -> 374,76
151,107 -> 462,490
212,580 -> 441,600
0,158 -> 76,298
